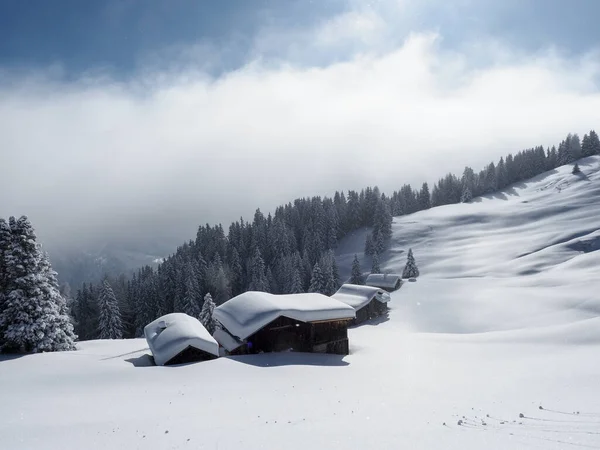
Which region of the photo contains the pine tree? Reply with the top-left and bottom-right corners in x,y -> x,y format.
180,270 -> 202,318
402,248 -> 420,278
0,216 -> 76,352
364,233 -> 374,256
589,130 -> 600,155
0,218 -> 11,347
418,183 -> 431,210
371,252 -> 381,274
290,268 -> 304,293
350,254 -> 363,285
308,263 -> 326,294
572,162 -> 581,174
228,247 -> 243,296
460,185 -> 473,203
199,293 -> 217,334
73,283 -> 98,341
97,279 -> 123,340
581,133 -> 592,157
248,248 -> 269,291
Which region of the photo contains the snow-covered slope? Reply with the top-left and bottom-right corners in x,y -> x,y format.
2,157 -> 600,450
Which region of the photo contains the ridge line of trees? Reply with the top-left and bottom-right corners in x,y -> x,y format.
66,129 -> 599,341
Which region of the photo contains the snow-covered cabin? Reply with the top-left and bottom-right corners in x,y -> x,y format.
331,284 -> 390,325
144,313 -> 219,366
365,273 -> 402,292
212,291 -> 356,356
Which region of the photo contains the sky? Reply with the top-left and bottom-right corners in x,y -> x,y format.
1,0 -> 600,253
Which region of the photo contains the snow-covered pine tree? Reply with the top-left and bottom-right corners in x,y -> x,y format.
350,254 -> 363,285
0,216 -> 76,352
228,247 -> 243,296
199,293 -> 217,334
319,252 -> 339,296
308,262 -> 326,294
581,134 -> 592,157
97,279 -> 123,340
206,254 -> 232,303
402,248 -> 420,278
371,252 -> 381,274
569,133 -> 582,161
364,233 -> 374,256
181,270 -> 202,318
572,162 -> 581,174
248,248 -> 269,292
38,251 -> 77,346
73,283 -> 98,341
418,183 -> 431,210
460,185 -> 472,203
588,130 -> 600,155
290,268 -> 304,293
0,218 -> 11,347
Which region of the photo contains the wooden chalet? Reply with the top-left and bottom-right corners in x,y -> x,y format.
331,284 -> 390,325
365,273 -> 402,292
144,313 -> 219,366
212,292 -> 356,356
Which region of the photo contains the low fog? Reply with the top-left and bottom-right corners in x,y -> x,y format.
2,7 -> 600,253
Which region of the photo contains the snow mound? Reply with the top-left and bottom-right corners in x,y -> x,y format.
332,284 -> 390,310
213,291 -> 356,340
144,313 -> 219,366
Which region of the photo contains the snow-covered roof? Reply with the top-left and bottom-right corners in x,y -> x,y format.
365,273 -> 402,290
331,284 -> 391,310
213,291 -> 356,340
213,328 -> 244,352
144,313 -> 219,366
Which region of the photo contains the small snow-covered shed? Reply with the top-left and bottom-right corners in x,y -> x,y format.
144,313 -> 219,366
212,291 -> 356,356
332,284 -> 390,325
365,273 -> 402,292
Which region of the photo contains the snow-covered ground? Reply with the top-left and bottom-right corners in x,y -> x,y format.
2,157 -> 600,450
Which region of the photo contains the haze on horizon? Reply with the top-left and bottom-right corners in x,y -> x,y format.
2,0 -> 600,253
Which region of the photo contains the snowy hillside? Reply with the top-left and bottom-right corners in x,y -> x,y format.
2,157 -> 600,450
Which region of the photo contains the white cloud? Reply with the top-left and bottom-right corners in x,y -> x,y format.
1,7 -> 600,250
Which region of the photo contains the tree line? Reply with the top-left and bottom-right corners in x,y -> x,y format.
69,129 -> 599,341
2,130 -> 597,348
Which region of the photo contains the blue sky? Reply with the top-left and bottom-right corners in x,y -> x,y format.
2,0 -> 600,77
2,0 -> 600,249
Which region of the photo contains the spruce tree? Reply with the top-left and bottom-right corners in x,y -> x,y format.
572,162 -> 581,174
249,248 -> 268,292
581,133 -> 592,157
402,248 -> 420,278
308,263 -> 326,294
461,185 -> 473,203
290,268 -> 304,293
589,130 -> 600,155
350,254 -> 363,285
97,279 -> 123,340
0,216 -> 76,352
180,271 -> 202,318
199,293 -> 217,334
0,218 -> 11,347
371,252 -> 381,274
364,233 -> 374,256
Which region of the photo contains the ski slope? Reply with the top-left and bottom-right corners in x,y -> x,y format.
2,157 -> 600,450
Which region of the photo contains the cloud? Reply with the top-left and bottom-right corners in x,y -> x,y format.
1,6 -> 600,252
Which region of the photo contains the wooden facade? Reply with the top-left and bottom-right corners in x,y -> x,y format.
353,299 -> 389,325
163,346 -> 218,366
228,316 -> 351,356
